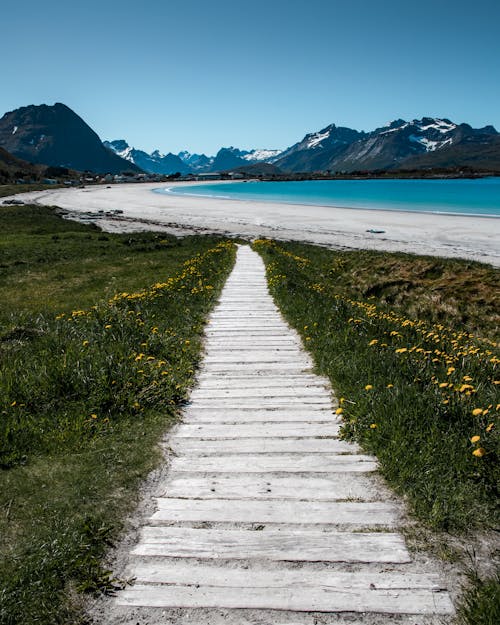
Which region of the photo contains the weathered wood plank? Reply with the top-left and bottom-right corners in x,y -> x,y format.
169,453 -> 377,473
180,409 -> 336,423
130,562 -> 446,590
188,399 -> 331,409
116,584 -> 454,614
190,387 -> 329,400
132,526 -> 411,563
151,498 -> 399,525
174,424 -> 340,439
160,474 -> 377,501
169,437 -> 356,454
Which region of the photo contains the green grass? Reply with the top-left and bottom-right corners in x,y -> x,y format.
0,205 -> 236,624
254,239 -> 499,530
458,570 -> 500,625
0,183 -> 63,198
254,239 -> 499,623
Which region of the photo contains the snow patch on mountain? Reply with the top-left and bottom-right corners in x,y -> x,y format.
242,149 -> 282,161
305,130 -> 331,149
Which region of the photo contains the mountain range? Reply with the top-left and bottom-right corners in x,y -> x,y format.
103,140 -> 283,175
106,118 -> 500,174
0,102 -> 499,176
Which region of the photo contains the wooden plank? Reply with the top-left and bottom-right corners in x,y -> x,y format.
202,353 -> 305,362
116,584 -> 453,614
130,562 -> 446,590
181,409 -> 336,423
174,423 -> 340,439
194,377 -> 328,389
190,387 -> 329,400
132,526 -> 411,563
169,438 -> 356,454
188,398 -> 331,409
169,454 -> 377,473
151,498 -> 399,525
201,363 -> 312,373
159,474 -> 377,501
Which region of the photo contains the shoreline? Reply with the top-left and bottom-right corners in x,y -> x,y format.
3,181 -> 500,267
159,184 -> 500,220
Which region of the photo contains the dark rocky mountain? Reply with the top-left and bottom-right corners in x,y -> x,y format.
399,130 -> 500,171
274,118 -> 499,173
0,103 -> 141,174
104,140 -> 189,175
209,148 -> 249,172
178,151 -> 214,172
274,124 -> 365,172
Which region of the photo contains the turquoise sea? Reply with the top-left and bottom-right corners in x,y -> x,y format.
159,178 -> 500,217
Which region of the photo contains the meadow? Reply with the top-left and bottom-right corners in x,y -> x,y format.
253,239 -> 499,623
0,203 -> 235,624
1,200 -> 498,624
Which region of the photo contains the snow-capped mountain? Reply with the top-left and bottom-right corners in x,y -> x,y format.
275,124 -> 365,172
103,140 -> 189,175
177,151 -> 214,172
105,142 -> 283,174
273,118 -> 499,172
103,117 -> 499,176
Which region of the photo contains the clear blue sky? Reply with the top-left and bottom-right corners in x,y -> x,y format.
3,0 -> 499,155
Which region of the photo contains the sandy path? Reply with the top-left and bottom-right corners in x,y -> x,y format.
103,246 -> 454,624
5,182 -> 500,266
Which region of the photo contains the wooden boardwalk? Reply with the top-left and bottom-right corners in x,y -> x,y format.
115,246 -> 454,623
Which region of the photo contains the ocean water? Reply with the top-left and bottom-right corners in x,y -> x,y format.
159,178 -> 500,217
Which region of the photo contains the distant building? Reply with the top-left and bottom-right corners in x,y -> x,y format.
195,172 -> 221,181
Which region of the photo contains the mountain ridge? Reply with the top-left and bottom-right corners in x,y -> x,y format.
0,103 -> 141,174
1,102 -> 498,176
105,118 -> 499,175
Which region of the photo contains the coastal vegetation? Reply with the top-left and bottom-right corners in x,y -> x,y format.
254,239 -> 499,621
1,203 -> 498,622
0,204 -> 235,624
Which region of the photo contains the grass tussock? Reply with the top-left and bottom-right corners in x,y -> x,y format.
0,205 -> 236,624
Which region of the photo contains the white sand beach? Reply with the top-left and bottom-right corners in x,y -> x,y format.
6,182 -> 500,266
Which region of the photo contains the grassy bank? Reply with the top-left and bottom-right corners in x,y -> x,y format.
0,205 -> 236,624
254,239 -> 499,621
254,239 -> 498,530
0,183 -> 63,198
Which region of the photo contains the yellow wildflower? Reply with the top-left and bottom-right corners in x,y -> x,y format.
369,339 -> 378,346
439,382 -> 448,388
335,407 -> 343,415
472,408 -> 483,416
370,423 -> 377,429
472,448 -> 486,458
104,324 -> 112,329
82,340 -> 89,346
395,348 -> 408,353
470,435 -> 480,444
365,384 -> 373,391
486,423 -> 494,433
